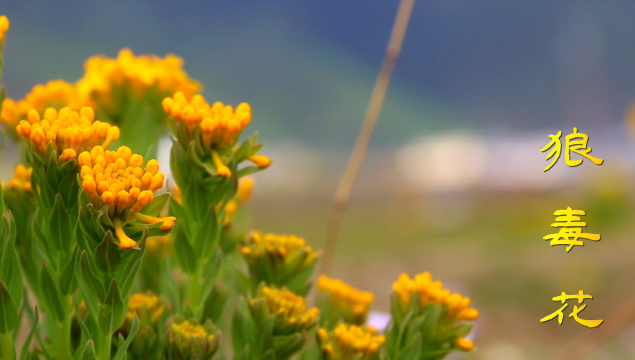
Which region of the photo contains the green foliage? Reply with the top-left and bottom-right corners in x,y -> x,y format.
384,293 -> 473,360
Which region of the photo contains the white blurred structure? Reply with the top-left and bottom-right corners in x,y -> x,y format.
396,133 -> 486,192
154,128 -> 635,197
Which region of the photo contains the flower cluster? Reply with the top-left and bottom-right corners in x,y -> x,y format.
317,324 -> 385,360
16,107 -> 119,161
241,232 -> 318,295
253,286 -> 319,335
127,293 -> 165,323
163,92 -> 270,176
384,272 -> 478,358
78,145 -> 174,248
165,316 -> 219,360
316,275 -> 374,326
0,15 -> 8,42
3,165 -> 32,193
2,80 -> 80,127
76,48 -> 201,109
392,272 -> 479,322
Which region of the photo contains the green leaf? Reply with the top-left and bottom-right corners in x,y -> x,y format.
118,229 -> 147,298
237,166 -> 265,178
95,231 -> 122,275
193,204 -> 219,258
112,313 -> 140,360
271,333 -> 305,359
257,317 -> 274,355
98,279 -> 125,336
49,192 -> 73,253
78,339 -> 98,360
20,306 -> 39,360
75,311 -> 93,350
139,193 -> 171,218
76,251 -> 105,319
199,249 -> 222,306
0,214 -> 22,308
232,303 -> 256,355
172,222 -> 197,274
0,280 -> 18,333
59,249 -> 78,296
183,169 -> 208,224
39,262 -> 66,322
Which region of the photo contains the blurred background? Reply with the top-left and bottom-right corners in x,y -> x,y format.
3,1 -> 635,359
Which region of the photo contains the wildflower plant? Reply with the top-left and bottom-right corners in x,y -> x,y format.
316,275 -> 374,328
0,14 -> 480,360
233,285 -> 319,360
75,144 -> 174,359
164,315 -> 220,360
76,48 -> 202,154
1,80 -> 80,140
164,91 -> 270,319
384,273 -> 478,360
240,232 -> 318,296
316,324 -> 385,360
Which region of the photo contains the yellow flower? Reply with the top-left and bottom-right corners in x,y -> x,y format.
241,232 -> 318,294
392,272 -> 479,321
127,293 -> 164,322
16,107 -> 120,161
247,154 -> 271,168
455,337 -> 474,351
236,176 -> 255,203
318,324 -> 385,360
163,92 -> 269,177
78,145 -> 175,248
2,80 -> 82,127
317,275 -> 374,325
259,286 -> 319,330
241,231 -> 316,261
169,319 -> 217,350
76,48 -> 201,109
0,15 -> 9,42
4,164 -> 32,193
146,234 -> 172,254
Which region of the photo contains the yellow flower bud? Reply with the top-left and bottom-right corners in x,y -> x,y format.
455,338 -> 474,351
248,155 -> 271,168
17,107 -> 119,160
0,16 -> 9,41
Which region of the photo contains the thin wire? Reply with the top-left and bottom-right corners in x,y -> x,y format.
318,0 -> 416,278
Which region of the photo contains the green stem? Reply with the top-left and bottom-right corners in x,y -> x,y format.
98,332 -> 111,360
0,331 -> 15,360
57,310 -> 73,360
187,269 -> 201,319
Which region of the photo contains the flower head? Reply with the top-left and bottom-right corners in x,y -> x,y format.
165,316 -> 219,360
2,80 -> 82,127
16,106 -> 119,161
241,231 -> 318,295
317,275 -> 374,326
4,165 -> 32,193
317,324 -> 385,360
163,92 -> 268,177
163,92 -> 250,147
392,272 -> 479,322
127,292 -> 164,323
76,48 -> 201,110
0,15 -> 9,42
256,286 -> 319,333
78,145 -> 174,248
